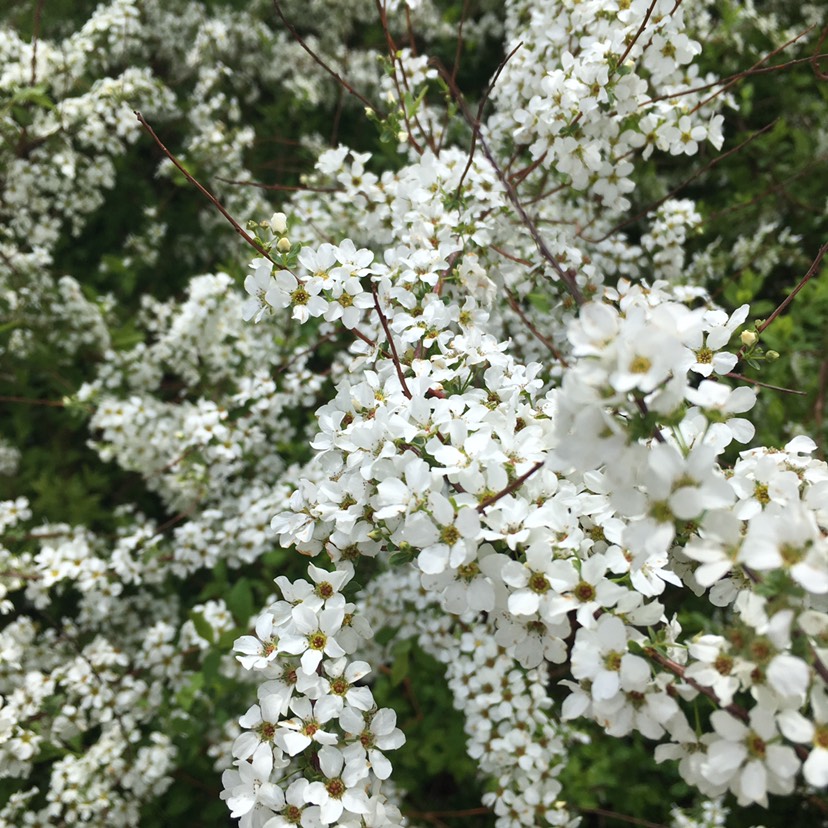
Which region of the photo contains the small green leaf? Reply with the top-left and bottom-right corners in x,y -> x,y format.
226,578 -> 255,623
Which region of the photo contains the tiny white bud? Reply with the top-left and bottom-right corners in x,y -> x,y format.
276,236 -> 292,253
740,330 -> 758,347
270,212 -> 287,234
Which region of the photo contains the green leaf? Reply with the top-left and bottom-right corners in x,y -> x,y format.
176,671 -> 205,711
390,639 -> 411,686
189,611 -> 215,644
226,578 -> 255,623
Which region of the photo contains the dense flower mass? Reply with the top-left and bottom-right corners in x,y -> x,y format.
1,0 -> 827,826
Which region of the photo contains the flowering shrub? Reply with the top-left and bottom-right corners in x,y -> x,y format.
2,1 -> 827,827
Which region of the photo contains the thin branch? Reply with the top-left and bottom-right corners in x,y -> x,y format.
406,807 -> 491,820
812,25 -> 828,80
371,284 -> 411,399
490,244 -> 532,267
374,0 -> 428,154
477,460 -> 544,513
432,59 -> 584,304
616,0 -> 658,67
701,153 -> 828,227
350,325 -> 377,349
641,28 -> 819,107
735,242 -> 828,365
644,648 -> 749,722
134,111 -> 275,262
216,177 -> 341,194
811,642 -> 828,687
689,24 -> 817,115
450,0 -> 471,86
725,373 -> 807,396
272,1 -> 379,115
505,288 -> 568,366
454,42 -> 523,200
635,397 -> 666,443
581,120 -> 777,245
814,357 -> 828,454
0,394 -> 66,407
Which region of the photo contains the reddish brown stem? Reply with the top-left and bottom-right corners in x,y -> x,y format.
134,111 -> 275,263
505,289 -> 568,366
272,1 -> 379,115
477,460 -> 544,513
371,284 -> 411,399
725,373 -> 807,396
756,242 -> 828,336
616,0 -> 658,67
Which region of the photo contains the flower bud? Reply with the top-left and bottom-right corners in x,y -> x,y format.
276,236 -> 292,253
270,212 -> 287,234
740,330 -> 758,347
766,350 -> 780,361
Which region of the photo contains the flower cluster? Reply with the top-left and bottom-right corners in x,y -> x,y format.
225,562 -> 405,828
2,0 -> 827,826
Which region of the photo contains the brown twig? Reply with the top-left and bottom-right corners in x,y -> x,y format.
272,1 -> 380,115
634,397 -> 665,443
644,647 -> 749,722
453,42 -> 523,201
374,0 -> 428,154
689,24 -> 817,115
616,0 -> 658,68
450,0 -> 471,86
349,326 -> 377,349
649,50 -> 827,106
735,242 -> 828,366
505,288 -> 568,365
701,154 -> 828,227
811,643 -> 828,688
812,26 -> 828,80
0,395 -> 66,407
371,284 -> 411,399
432,59 -> 584,305
216,177 -> 341,194
725,373 -> 807,396
134,111 -> 275,262
814,357 -> 828,453
406,807 -> 491,821
581,120 -> 777,245
477,460 -> 544,512
490,244 -> 532,267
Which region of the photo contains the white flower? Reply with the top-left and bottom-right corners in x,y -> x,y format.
221,744 -> 285,825
321,657 -> 374,712
339,707 -> 405,780
304,745 -> 370,824
702,709 -> 799,806
570,614 -> 644,702
235,614 -> 279,671
275,696 -> 339,756
778,689 -> 828,786
243,259 -> 275,322
279,603 -> 347,674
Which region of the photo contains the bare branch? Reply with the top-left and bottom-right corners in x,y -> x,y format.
477,461 -> 544,513
134,111 -> 275,262
371,283 -> 411,399
273,1 -> 380,115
